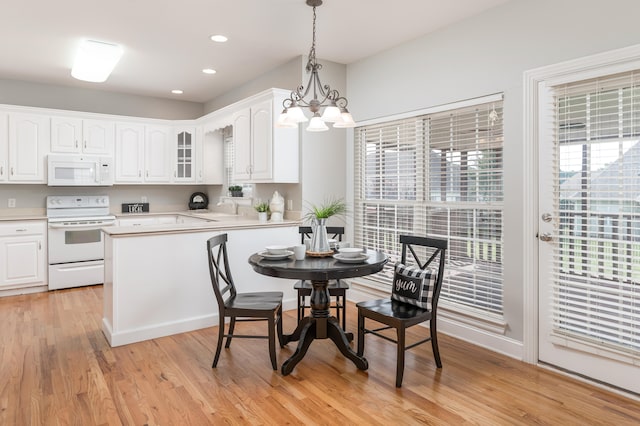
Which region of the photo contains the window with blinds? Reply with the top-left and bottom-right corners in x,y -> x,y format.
354,99 -> 504,314
552,71 -> 640,354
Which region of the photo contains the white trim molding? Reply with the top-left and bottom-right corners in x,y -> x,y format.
348,279 -> 523,360
522,43 -> 640,365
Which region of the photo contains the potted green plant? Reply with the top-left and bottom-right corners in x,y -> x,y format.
304,198 -> 348,222
255,202 -> 270,222
228,185 -> 243,197
304,198 -> 347,254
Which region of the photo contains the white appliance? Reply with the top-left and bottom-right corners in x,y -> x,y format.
46,195 -> 116,290
47,154 -> 114,186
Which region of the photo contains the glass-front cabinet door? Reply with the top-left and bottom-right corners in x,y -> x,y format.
174,127 -> 195,182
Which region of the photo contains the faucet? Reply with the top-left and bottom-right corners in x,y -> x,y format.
216,197 -> 238,214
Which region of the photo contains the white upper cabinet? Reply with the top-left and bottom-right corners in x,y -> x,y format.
115,122 -> 171,184
8,113 -> 50,183
115,123 -> 144,183
51,117 -> 114,155
144,125 -> 172,183
173,126 -> 196,183
231,91 -> 299,183
232,107 -> 252,181
0,112 -> 7,182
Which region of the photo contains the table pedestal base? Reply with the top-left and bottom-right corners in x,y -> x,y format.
281,279 -> 368,375
282,316 -> 368,376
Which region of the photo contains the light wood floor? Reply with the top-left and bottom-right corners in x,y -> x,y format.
1,285 -> 639,425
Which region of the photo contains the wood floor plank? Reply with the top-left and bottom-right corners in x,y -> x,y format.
0,285 -> 638,425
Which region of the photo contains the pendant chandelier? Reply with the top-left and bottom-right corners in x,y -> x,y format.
276,0 -> 356,132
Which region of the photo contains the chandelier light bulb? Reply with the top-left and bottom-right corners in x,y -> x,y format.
286,106 -> 309,123
333,108 -> 356,128
276,110 -> 299,128
307,113 -> 329,132
321,104 -> 341,122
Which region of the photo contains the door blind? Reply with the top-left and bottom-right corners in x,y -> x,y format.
354,99 -> 504,315
552,70 -> 640,354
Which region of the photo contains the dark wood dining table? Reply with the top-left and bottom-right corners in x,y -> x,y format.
248,249 -> 388,375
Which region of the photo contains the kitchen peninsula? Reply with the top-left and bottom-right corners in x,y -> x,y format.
102,212 -> 300,347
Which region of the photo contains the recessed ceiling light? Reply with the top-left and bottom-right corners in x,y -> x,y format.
202,68 -> 217,75
210,35 -> 228,43
171,89 -> 183,94
71,40 -> 123,83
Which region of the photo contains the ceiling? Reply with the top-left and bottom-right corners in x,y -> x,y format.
1,0 -> 509,104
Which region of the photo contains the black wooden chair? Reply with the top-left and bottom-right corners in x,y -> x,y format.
293,226 -> 350,330
206,233 -> 284,370
356,235 -> 447,387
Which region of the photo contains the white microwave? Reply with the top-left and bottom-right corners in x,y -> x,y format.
48,154 -> 114,186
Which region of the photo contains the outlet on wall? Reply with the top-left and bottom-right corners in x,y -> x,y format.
141,196 -> 148,203
8,198 -> 16,208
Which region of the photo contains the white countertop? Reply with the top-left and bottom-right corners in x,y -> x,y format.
105,211 -> 301,237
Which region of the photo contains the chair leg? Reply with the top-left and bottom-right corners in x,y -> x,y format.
357,311 -> 365,356
277,305 -> 284,348
396,326 -> 406,387
212,315 -> 225,368
340,294 -> 346,331
431,318 -> 442,368
300,294 -> 306,322
268,316 -> 277,370
225,317 -> 236,348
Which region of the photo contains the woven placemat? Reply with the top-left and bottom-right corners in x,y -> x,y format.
305,250 -> 335,258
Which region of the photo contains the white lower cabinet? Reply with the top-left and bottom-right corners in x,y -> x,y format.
0,221 -> 46,290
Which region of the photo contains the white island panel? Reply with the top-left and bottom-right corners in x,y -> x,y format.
103,224 -> 299,346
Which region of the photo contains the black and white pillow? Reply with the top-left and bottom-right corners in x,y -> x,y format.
391,262 -> 435,310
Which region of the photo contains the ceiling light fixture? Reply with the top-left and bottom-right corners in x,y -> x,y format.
210,35 -> 228,43
277,0 -> 356,131
202,68 -> 217,74
71,40 -> 123,83
171,89 -> 183,94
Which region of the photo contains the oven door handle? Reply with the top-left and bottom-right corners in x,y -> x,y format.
48,221 -> 116,229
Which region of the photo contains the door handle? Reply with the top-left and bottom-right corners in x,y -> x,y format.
539,232 -> 553,242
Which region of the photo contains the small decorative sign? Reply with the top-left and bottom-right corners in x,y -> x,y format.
122,203 -> 149,213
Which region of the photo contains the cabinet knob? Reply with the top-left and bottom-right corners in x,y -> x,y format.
146,170 -> 149,178
84,140 -> 87,149
11,167 -> 14,176
0,165 -> 3,176
75,140 -> 79,148
138,170 -> 142,177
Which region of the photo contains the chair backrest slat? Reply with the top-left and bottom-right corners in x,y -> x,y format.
398,235 -> 448,310
299,226 -> 344,243
207,233 -> 237,308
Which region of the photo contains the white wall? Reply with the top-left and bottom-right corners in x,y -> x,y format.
0,184 -> 216,214
345,0 -> 640,344
0,78 -> 203,120
203,57 -> 303,113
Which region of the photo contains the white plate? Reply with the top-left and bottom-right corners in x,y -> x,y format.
258,250 -> 293,260
333,253 -> 369,263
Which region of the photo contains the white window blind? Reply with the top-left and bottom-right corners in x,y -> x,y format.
552,71 -> 640,354
354,99 -> 504,314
